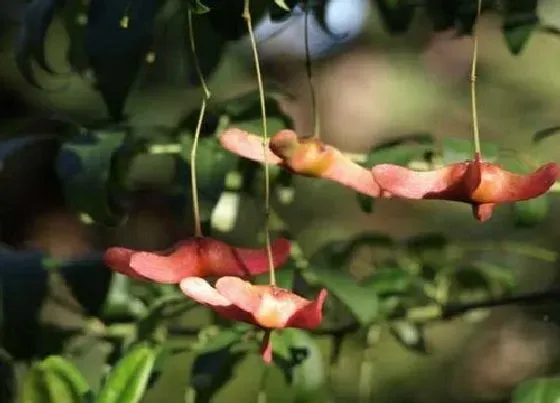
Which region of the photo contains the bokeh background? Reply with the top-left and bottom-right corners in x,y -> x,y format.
2,0 -> 560,402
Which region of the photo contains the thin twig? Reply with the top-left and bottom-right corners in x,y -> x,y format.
187,9 -> 212,237
470,0 -> 483,156
242,0 -> 276,285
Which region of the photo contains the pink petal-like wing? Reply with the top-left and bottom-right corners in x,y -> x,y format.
482,163 -> 560,203
180,277 -> 232,306
219,128 -> 283,165
232,238 -> 291,275
215,276 -> 262,315
371,163 -> 471,201
180,277 -> 253,322
201,238 -> 291,277
286,288 -> 328,329
322,149 -> 381,197
128,240 -> 201,284
103,247 -> 148,280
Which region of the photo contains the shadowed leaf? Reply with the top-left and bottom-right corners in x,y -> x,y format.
84,0 -> 160,121
273,328 -> 325,402
374,0 -> 415,34
14,0 -> 60,87
55,128 -> 136,226
190,328 -> 246,403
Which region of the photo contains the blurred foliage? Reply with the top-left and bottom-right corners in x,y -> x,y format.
1,0 -> 560,402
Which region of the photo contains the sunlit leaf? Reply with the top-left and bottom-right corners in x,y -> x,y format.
512,377 -> 560,403
96,342 -> 158,403
22,356 -> 92,403
273,328 -> 325,402
302,267 -> 379,326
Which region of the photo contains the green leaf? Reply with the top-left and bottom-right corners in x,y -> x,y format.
274,0 -> 291,11
514,195 -> 549,228
137,295 -> 195,340
189,328 -> 246,403
310,233 -> 394,269
0,348 -> 15,403
84,0 -> 161,121
101,274 -> 147,321
302,267 -> 379,326
512,376 -> 560,403
22,356 -> 92,403
363,267 -> 412,296
193,325 -> 247,354
218,91 -> 291,122
232,117 -> 290,140
389,322 -> 429,354
441,137 -> 499,164
532,126 -> 560,144
374,0 -> 415,34
365,133 -> 434,166
356,193 -> 374,214
502,13 -> 539,55
188,0 -> 210,14
56,129 -> 133,226
253,259 -> 295,290
96,343 -> 158,403
59,0 -> 89,73
425,0 -> 460,32
273,328 -> 325,402
180,135 -> 238,202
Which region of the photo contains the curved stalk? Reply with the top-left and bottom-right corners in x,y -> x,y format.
242,0 -> 276,285
187,9 -> 212,237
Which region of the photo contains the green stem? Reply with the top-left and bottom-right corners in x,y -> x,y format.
242,0 -> 276,286
470,0 -> 482,156
187,8 -> 212,237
